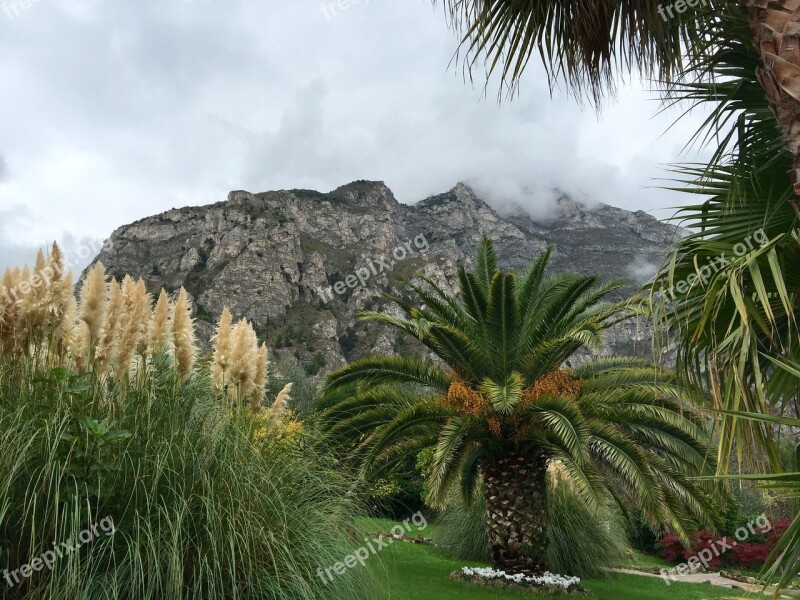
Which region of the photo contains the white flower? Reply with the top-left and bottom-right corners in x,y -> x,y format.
461,566 -> 581,590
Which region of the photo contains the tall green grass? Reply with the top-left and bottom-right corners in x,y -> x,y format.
0,355 -> 383,599
437,478 -> 628,578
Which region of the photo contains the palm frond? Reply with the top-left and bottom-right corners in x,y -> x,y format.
324,356 -> 451,392
433,0 -> 717,102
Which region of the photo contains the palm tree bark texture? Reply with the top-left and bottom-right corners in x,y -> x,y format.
743,0 -> 800,213
484,451 -> 549,575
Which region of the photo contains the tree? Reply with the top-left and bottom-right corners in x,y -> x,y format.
318,238 -> 719,575
651,8 -> 799,471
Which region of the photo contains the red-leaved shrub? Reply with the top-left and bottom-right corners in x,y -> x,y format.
729,542 -> 771,569
656,516 -> 790,571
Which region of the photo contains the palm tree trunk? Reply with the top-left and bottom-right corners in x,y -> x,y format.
743,0 -> 800,208
483,450 -> 548,575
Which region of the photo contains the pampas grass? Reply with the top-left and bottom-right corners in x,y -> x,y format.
211,311 -> 274,411
0,351 -> 381,600
0,246 -> 382,600
94,277 -> 121,373
253,343 -> 269,410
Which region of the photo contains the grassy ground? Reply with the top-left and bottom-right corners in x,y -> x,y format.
620,550 -> 672,570
357,518 -> 739,599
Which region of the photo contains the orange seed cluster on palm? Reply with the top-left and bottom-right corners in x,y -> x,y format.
441,380 -> 491,416
520,369 -> 582,409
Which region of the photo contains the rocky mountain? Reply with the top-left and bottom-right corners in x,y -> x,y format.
89,181 -> 683,375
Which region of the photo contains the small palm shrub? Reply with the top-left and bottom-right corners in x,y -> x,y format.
437,470 -> 628,578
0,247 -> 381,600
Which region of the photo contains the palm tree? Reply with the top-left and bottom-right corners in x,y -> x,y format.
434,0 -> 800,203
651,8 -> 800,471
319,238 -> 719,575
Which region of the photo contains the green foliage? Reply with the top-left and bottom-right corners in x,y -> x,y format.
436,493 -> 490,562
268,359 -> 319,418
627,507 -> 659,554
651,7 -> 800,473
59,415 -> 131,501
310,387 -> 428,519
545,483 -> 628,578
713,399 -> 800,590
0,356 -> 381,600
306,352 -> 326,376
361,454 -> 427,520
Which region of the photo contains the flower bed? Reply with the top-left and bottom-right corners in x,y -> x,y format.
453,567 -> 585,594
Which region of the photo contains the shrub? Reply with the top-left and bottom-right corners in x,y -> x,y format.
656,532 -> 722,569
627,506 -> 659,553
656,518 -> 793,571
0,361 -> 382,599
729,542 -> 772,570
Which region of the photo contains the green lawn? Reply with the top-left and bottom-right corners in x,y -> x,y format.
620,549 -> 672,570
356,518 -> 740,599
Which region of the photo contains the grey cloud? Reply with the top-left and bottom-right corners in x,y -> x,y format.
0,205 -> 103,273
0,1 -> 713,248
626,255 -> 660,285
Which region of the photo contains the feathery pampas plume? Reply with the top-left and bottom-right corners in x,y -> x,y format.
211,309 -> 272,411
266,383 -> 293,430
252,343 -> 269,411
115,276 -> 152,380
211,307 -> 234,392
95,278 -> 122,373
19,250 -> 49,339
170,288 -> 196,381
80,262 -> 107,347
227,320 -> 258,401
0,267 -> 23,355
147,289 -> 171,358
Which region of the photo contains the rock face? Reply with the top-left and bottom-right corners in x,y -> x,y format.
90,181 -> 682,374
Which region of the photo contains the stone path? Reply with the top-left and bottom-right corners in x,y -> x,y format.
610,568 -> 795,598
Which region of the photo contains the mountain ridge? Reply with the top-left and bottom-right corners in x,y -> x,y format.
89,180 -> 682,373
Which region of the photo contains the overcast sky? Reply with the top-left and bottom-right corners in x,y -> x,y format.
0,0 -> 712,273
